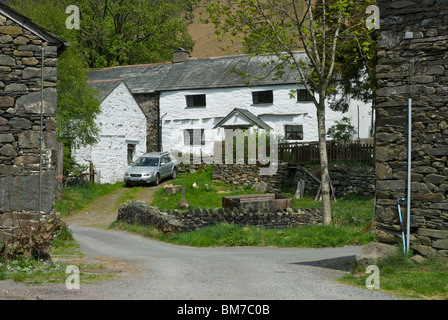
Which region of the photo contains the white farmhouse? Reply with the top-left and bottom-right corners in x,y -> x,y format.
158,51 -> 372,158
78,50 -> 373,183
72,80 -> 147,184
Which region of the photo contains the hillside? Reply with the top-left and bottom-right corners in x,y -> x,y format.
187,6 -> 243,58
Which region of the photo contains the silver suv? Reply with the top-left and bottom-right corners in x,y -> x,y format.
124,151 -> 178,187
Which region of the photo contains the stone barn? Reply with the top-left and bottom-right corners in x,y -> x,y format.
0,3 -> 67,242
375,0 -> 448,256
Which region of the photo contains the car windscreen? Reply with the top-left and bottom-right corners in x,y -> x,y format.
134,157 -> 159,166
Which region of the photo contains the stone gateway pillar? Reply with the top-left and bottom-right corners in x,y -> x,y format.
0,3 -> 68,244
375,0 -> 448,257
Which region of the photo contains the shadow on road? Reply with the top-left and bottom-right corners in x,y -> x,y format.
291,255 -> 356,272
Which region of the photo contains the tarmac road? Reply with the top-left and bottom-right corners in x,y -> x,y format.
63,226 -> 399,300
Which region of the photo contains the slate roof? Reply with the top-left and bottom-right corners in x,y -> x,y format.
87,79 -> 123,103
157,53 -> 306,91
213,108 -> 272,130
87,63 -> 172,94
87,51 -> 306,96
0,2 -> 69,51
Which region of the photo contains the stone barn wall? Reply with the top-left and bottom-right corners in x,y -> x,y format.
133,93 -> 161,152
0,7 -> 65,242
375,0 -> 448,256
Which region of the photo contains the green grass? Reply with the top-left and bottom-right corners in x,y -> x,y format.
0,255 -> 66,284
151,166 -> 264,210
157,223 -> 375,248
54,181 -> 125,216
0,255 -> 113,285
340,251 -> 448,300
50,222 -> 83,257
118,185 -> 144,204
288,193 -> 375,227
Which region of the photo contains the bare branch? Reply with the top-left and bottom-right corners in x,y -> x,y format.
305,0 -> 322,73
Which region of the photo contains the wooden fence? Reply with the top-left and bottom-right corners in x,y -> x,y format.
278,142 -> 374,165
178,140 -> 374,166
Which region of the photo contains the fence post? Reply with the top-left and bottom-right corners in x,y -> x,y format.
89,162 -> 94,184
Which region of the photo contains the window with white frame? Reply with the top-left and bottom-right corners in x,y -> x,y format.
127,143 -> 136,164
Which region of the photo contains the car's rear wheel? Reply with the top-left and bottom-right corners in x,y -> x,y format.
172,167 -> 177,179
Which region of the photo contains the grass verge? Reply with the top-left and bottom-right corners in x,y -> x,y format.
54,181 -> 125,217
111,213 -> 375,248
0,224 -> 116,285
0,255 -> 113,285
339,251 -> 448,300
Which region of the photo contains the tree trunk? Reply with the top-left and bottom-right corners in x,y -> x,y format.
317,100 -> 332,225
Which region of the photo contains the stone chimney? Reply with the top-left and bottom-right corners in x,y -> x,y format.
173,47 -> 190,63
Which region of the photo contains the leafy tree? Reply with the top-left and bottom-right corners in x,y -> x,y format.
10,0 -> 198,175
75,0 -> 195,67
327,117 -> 356,143
9,0 -> 101,174
202,0 -> 378,224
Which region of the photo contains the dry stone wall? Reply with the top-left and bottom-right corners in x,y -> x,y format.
212,163 -> 375,197
212,163 -> 289,193
117,200 -> 322,234
375,0 -> 448,256
293,164 -> 375,197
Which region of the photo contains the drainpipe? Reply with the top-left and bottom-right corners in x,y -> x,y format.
157,93 -> 161,151
38,44 -> 45,222
37,44 -> 45,261
405,31 -> 413,254
160,112 -> 167,151
371,101 -> 375,138
357,105 -> 360,139
407,97 -> 412,254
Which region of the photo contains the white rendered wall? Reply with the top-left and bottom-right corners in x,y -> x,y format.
160,84 -> 372,157
73,82 -> 147,184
